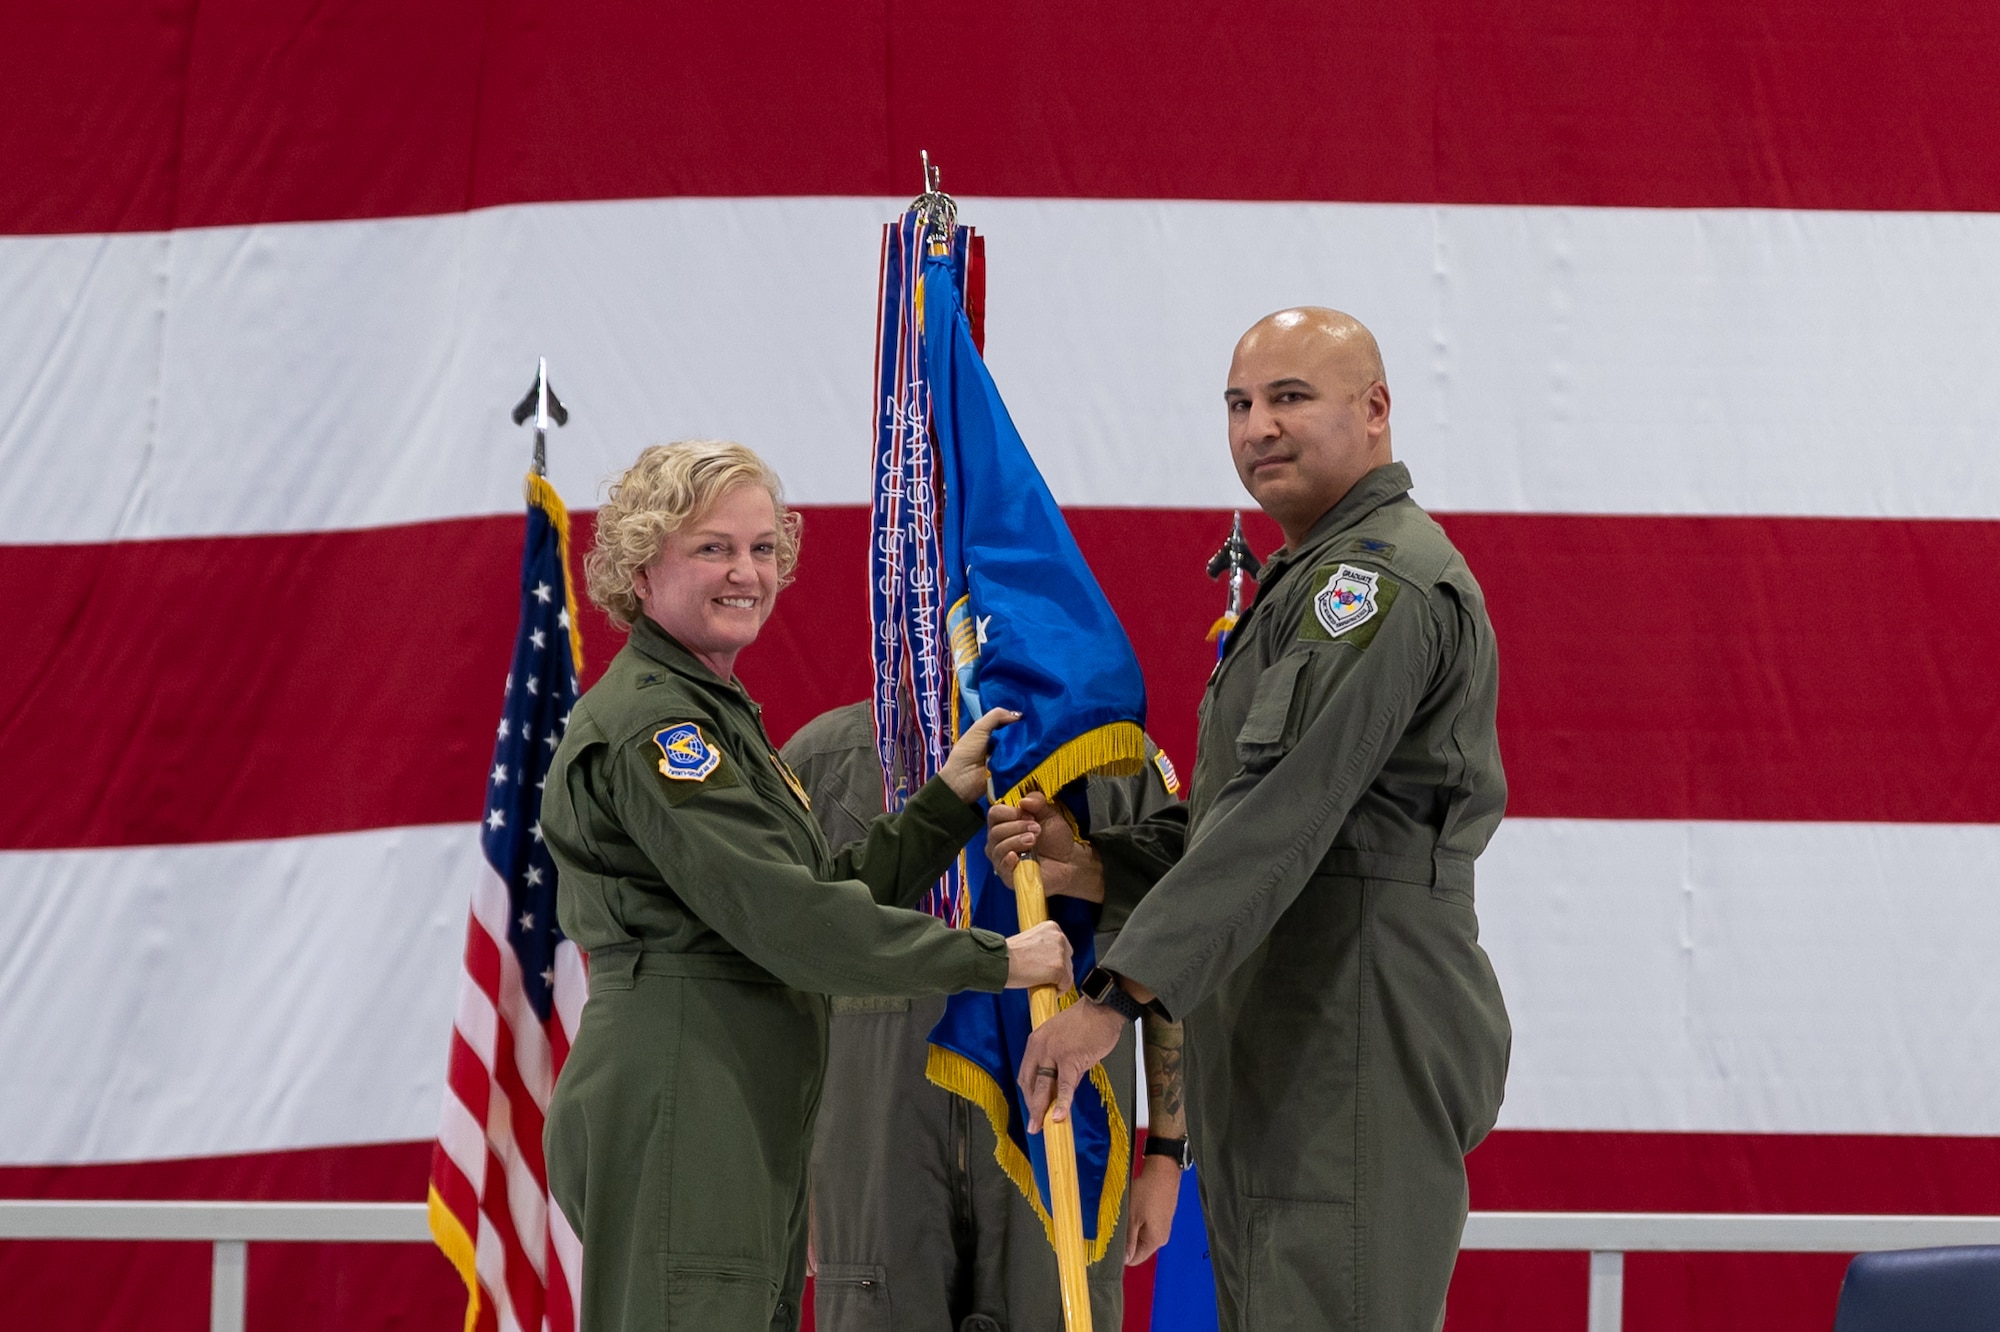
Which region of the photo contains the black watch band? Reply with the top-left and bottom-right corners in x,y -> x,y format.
1079,966 -> 1147,1023
1143,1135 -> 1193,1170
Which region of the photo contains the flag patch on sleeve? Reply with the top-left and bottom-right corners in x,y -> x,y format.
1153,749 -> 1182,796
654,722 -> 723,781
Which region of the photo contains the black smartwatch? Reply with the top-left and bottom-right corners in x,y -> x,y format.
1079,966 -> 1149,1023
1144,1135 -> 1193,1170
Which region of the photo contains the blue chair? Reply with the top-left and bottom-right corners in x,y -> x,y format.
1832,1246 -> 2000,1331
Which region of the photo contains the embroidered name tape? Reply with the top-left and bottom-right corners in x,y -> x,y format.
654,722 -> 722,781
1314,564 -> 1382,638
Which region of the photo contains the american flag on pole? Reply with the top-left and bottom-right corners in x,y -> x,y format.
428,472 -> 588,1332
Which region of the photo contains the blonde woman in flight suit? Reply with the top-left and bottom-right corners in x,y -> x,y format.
540,440 -> 1075,1332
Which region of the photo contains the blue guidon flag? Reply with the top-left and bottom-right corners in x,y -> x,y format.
870,209 -> 1149,1262
430,472 -> 587,1332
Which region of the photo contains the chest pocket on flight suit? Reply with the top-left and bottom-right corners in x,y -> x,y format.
1234,651 -> 1313,774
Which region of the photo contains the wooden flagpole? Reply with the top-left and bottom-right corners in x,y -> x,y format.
1013,857 -> 1095,1332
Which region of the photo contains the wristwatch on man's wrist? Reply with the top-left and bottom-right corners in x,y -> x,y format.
1079,966 -> 1149,1023
1143,1135 -> 1194,1170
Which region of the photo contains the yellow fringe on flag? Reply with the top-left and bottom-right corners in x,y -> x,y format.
935,664 -> 1143,1254
428,1184 -> 483,1332
1205,612 -> 1238,643
926,1026 -> 1131,1267
526,472 -> 586,674
998,720 -> 1146,805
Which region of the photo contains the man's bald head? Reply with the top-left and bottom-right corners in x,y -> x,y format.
1236,307 -> 1387,390
1225,308 -> 1394,546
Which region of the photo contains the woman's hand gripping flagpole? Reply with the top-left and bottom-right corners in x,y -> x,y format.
987,783 -> 1098,1332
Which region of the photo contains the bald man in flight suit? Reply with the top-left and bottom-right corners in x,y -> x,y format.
990,308 -> 1512,1331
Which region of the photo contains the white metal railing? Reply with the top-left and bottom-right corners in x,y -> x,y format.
5,1201 -> 2000,1332
0,1200 -> 429,1332
1461,1211 -> 2000,1332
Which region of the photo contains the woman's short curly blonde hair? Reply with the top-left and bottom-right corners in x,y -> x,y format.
585,440 -> 803,631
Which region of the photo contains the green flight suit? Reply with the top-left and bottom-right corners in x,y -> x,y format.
782,702 -> 1182,1332
1095,463 -> 1512,1332
540,617 -> 1012,1332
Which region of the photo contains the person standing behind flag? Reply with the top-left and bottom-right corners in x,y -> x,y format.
539,440 -> 1074,1332
995,309 -> 1513,1331
783,700 -> 1188,1331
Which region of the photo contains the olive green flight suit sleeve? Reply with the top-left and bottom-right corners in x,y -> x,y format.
1092,805 -> 1188,935
594,727 -> 1010,998
823,776 -> 985,911
1089,740 -> 1189,935
1101,567 -> 1439,1019
778,707 -> 969,912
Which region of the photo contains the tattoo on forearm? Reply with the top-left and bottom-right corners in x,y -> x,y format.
1142,1019 -> 1186,1132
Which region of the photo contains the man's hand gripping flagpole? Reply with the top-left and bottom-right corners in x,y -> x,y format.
988,776 -> 1098,1332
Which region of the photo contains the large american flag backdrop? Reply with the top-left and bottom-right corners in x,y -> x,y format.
4,4 -> 1999,1330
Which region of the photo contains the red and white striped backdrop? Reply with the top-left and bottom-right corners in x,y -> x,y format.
6,3 -> 2000,1329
